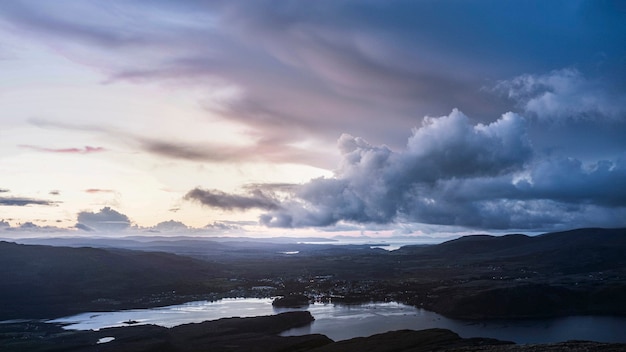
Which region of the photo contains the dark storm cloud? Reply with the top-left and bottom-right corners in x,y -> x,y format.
256,110 -> 626,230
519,157 -> 626,207
184,188 -> 280,211
495,69 -> 626,122
76,207 -> 131,231
0,196 -> 57,206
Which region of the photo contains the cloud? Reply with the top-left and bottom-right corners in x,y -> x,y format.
0,196 -> 57,206
29,118 -> 333,168
84,188 -> 115,194
205,221 -> 243,231
0,220 -> 10,228
259,109 -> 532,227
76,207 -> 131,231
0,188 -> 9,193
10,1 -> 626,168
3,221 -> 64,233
3,1 -> 626,231
74,223 -> 94,231
242,183 -> 299,194
136,136 -> 332,168
184,188 -> 280,211
49,190 -> 60,195
519,157 -> 626,207
19,145 -> 106,154
495,69 -> 626,122
253,110 -> 626,230
151,220 -> 189,232
7,1 -> 610,153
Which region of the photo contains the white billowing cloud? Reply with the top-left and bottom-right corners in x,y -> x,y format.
496,69 -> 626,122
403,110 -> 532,180
76,207 -> 131,232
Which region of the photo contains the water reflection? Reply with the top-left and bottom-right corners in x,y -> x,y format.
48,298 -> 626,344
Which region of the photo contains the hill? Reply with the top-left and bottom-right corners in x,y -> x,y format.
391,228 -> 626,318
0,241 -> 226,319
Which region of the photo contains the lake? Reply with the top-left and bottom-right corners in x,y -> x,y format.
47,298 -> 626,344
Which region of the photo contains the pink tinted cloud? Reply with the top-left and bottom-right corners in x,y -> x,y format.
84,189 -> 116,194
19,145 -> 106,154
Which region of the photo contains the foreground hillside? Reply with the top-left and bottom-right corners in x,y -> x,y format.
0,241 -> 227,319
2,313 -> 624,352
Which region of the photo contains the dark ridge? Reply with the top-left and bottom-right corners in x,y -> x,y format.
395,227 -> 626,260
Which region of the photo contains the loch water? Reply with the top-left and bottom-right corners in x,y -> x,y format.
46,298 -> 626,344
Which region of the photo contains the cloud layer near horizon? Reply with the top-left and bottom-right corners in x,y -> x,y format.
76,207 -> 131,231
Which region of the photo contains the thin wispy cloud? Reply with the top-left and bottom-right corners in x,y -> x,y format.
29,118 -> 333,167
184,188 -> 281,211
19,145 -> 105,154
84,188 -> 115,194
0,196 -> 58,207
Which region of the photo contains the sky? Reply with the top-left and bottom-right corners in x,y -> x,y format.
1,0 -> 625,238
